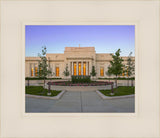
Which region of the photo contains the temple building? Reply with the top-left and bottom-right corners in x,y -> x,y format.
25,47 -> 135,78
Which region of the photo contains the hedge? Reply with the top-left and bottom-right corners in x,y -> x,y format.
25,77 -> 62,80
71,75 -> 91,83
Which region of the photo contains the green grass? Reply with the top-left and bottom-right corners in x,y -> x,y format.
99,86 -> 135,97
98,77 -> 135,80
25,86 -> 61,97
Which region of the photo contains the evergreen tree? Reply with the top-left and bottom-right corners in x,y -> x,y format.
63,64 -> 70,78
126,52 -> 135,86
38,46 -> 52,91
108,49 -> 124,89
90,66 -> 97,77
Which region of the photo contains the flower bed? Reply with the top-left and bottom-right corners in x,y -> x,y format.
47,81 -> 113,86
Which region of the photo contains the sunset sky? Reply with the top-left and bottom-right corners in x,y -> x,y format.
25,25 -> 135,57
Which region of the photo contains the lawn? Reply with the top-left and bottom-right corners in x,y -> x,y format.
98,77 -> 135,80
25,86 -> 61,97
99,86 -> 135,97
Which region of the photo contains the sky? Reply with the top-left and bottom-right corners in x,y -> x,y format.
25,25 -> 135,57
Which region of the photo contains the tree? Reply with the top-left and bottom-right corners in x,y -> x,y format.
122,66 -> 127,77
126,52 -> 135,86
38,46 -> 52,92
108,49 -> 124,89
106,67 -> 112,82
90,66 -> 97,80
63,64 -> 70,79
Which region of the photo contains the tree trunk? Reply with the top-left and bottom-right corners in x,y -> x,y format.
115,75 -> 118,92
43,79 -> 45,91
127,77 -> 129,86
131,80 -> 133,87
111,83 -> 114,94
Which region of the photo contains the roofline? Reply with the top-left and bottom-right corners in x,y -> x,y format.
46,53 -> 64,55
65,46 -> 95,48
96,53 -> 113,54
25,56 -> 40,58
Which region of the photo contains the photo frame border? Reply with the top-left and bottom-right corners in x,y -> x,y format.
22,21 -> 139,117
0,0 -> 159,137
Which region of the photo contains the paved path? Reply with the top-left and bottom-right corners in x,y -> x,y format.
26,91 -> 135,113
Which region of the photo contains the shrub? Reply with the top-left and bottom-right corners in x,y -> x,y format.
25,77 -> 62,80
71,75 -> 91,83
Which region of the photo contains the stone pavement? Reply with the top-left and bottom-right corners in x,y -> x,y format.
26,91 -> 135,113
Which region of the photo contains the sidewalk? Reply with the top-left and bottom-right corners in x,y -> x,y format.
26,91 -> 135,113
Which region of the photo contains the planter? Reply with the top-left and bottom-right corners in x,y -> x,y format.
26,90 -> 65,100
96,90 -> 135,99
45,84 -> 115,92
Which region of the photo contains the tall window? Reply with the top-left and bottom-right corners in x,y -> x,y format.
83,62 -> 86,76
31,68 -> 34,76
35,67 -> 38,76
78,62 -> 81,75
74,62 -> 76,76
100,67 -> 104,76
56,67 -> 59,77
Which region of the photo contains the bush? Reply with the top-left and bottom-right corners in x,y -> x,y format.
25,77 -> 62,80
71,75 -> 91,83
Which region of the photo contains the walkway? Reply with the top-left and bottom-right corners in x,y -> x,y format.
26,91 -> 135,113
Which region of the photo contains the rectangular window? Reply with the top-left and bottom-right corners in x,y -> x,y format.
83,62 -> 86,76
56,67 -> 59,77
31,68 -> 34,76
100,67 -> 104,76
78,62 -> 81,75
74,63 -> 76,76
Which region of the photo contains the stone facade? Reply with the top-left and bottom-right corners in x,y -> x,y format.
25,47 -> 135,78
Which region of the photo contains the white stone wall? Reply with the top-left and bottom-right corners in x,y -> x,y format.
25,47 -> 135,78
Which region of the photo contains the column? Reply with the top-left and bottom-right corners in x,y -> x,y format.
70,62 -> 71,76
72,62 -> 74,75
88,61 -> 89,75
89,61 -> 91,76
68,62 -> 70,75
76,61 -> 78,75
81,61 -> 83,75
28,63 -> 31,77
27,63 -> 31,77
86,61 -> 88,75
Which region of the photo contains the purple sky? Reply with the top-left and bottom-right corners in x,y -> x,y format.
25,25 -> 135,57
